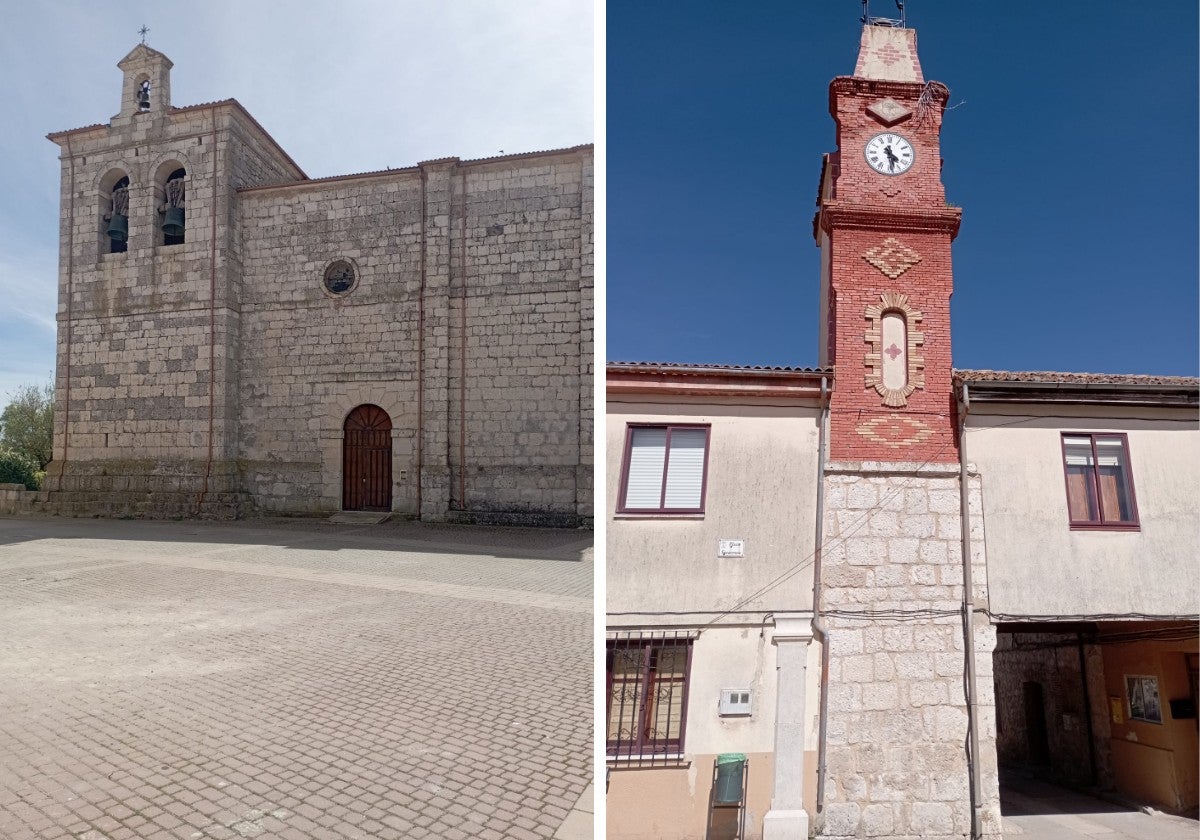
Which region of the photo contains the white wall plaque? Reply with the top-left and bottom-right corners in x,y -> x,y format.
718,539 -> 745,558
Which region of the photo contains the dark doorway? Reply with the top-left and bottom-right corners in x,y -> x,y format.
1024,681 -> 1051,765
343,404 -> 392,511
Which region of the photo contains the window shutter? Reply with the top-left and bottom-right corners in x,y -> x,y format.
663,428 -> 706,509
625,428 -> 667,509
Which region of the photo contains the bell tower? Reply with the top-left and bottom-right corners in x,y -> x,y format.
114,43 -> 173,125
812,20 -> 1003,840
816,22 -> 961,463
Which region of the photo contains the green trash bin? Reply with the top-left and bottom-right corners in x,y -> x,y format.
714,753 -> 747,803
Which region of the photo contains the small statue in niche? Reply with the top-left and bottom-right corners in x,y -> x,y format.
137,80 -> 151,111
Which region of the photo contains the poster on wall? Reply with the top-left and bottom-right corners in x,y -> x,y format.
1125,675 -> 1162,723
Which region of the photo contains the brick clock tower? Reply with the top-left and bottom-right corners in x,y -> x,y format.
812,23 -> 1002,840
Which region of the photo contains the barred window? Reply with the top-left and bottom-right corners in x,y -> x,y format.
607,632 -> 694,760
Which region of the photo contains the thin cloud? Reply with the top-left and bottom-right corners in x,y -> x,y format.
0,251 -> 57,334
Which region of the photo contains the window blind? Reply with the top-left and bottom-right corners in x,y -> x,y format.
663,428 -> 706,509
625,427 -> 667,508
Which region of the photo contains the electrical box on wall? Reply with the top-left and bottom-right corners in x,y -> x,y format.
719,688 -> 753,717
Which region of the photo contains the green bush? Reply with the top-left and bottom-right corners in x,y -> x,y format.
0,449 -> 39,490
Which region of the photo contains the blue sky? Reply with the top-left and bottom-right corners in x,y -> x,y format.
606,1 -> 1199,375
0,1 -> 592,402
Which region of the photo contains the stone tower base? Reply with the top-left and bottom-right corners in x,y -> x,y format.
817,463 -> 1002,840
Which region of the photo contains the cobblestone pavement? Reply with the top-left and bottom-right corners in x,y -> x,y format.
0,517 -> 593,840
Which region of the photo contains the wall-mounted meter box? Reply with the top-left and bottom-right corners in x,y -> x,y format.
719,688 -> 753,717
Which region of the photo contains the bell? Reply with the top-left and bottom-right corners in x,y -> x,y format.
106,213 -> 128,242
162,206 -> 185,238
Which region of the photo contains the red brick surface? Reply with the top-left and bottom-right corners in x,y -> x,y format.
821,78 -> 960,464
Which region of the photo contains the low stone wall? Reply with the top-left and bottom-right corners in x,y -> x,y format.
0,484 -> 51,516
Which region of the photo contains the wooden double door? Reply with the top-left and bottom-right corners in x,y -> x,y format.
342,404 -> 392,511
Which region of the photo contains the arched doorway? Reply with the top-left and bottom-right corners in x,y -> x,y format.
342,404 -> 392,511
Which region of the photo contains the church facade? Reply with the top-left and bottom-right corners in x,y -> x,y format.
45,45 -> 593,525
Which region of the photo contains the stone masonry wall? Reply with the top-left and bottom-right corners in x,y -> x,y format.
48,70 -> 591,523
50,110 -> 234,515
235,150 -> 591,522
447,155 -> 589,521
818,465 -> 1001,840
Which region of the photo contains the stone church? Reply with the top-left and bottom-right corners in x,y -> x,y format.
44,44 -> 593,525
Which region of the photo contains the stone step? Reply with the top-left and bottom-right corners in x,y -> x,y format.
327,511 -> 392,525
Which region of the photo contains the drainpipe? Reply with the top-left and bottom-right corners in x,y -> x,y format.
60,136 -> 76,492
958,383 -> 983,840
457,167 -> 467,509
416,166 -> 427,518
812,375 -> 831,815
196,115 -> 218,514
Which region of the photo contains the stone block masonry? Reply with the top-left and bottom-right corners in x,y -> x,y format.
818,465 -> 1001,840
46,48 -> 592,524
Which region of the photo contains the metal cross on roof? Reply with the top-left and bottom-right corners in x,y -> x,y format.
138,25 -> 150,44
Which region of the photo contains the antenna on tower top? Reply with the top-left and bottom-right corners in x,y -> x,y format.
861,0 -> 906,28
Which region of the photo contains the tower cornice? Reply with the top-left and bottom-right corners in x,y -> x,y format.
818,202 -> 961,238
828,76 -> 945,116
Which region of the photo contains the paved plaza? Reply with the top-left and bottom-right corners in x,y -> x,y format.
0,516 -> 592,840
1001,772 -> 1199,840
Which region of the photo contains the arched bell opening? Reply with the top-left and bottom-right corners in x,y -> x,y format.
342,404 -> 393,512
154,163 -> 186,246
98,170 -> 131,255
136,77 -> 151,112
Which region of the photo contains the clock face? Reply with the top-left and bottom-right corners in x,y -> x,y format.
864,133 -> 915,176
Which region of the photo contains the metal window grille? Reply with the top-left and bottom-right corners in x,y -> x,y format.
606,629 -> 696,767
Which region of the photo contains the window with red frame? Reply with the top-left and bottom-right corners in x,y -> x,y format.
1061,433 -> 1139,528
606,635 -> 693,758
618,425 -> 709,513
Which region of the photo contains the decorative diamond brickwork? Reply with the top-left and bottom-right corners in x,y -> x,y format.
854,413 -> 934,447
862,237 -> 922,279
867,97 -> 911,126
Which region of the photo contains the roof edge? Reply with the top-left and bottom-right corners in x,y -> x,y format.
607,362 -> 832,400
237,143 -> 592,195
46,98 -> 307,180
955,369 -> 1198,407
